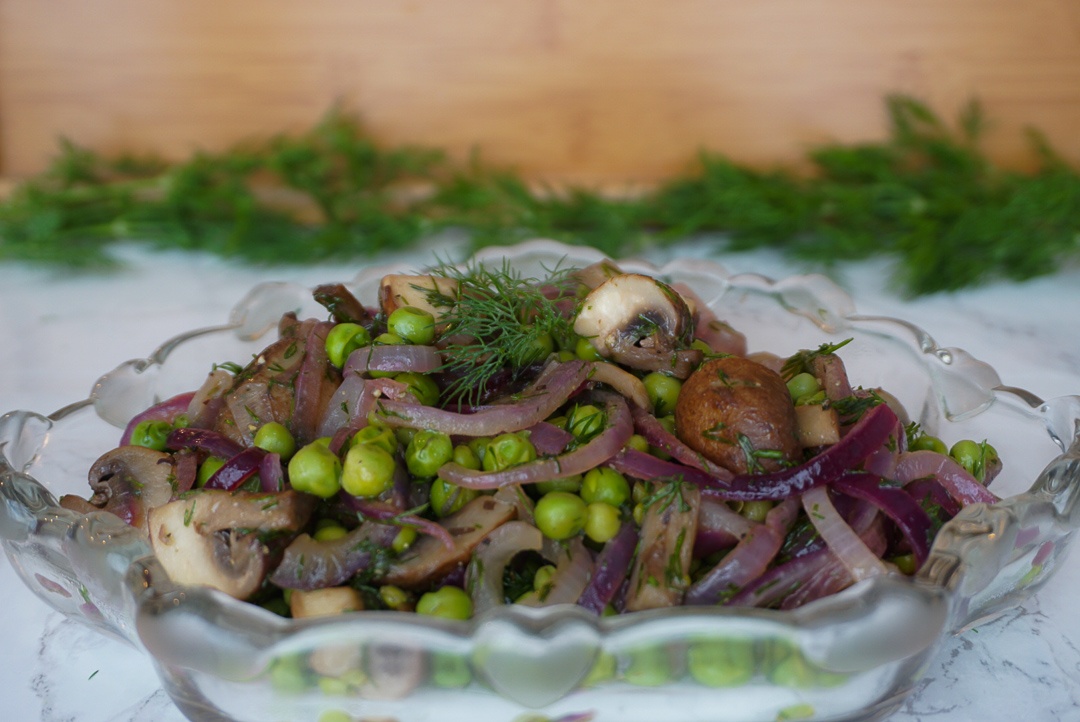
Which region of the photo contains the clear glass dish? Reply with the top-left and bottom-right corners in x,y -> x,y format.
2,239 -> 1079,722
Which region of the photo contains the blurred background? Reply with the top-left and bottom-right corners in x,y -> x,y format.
3,0 -> 1079,184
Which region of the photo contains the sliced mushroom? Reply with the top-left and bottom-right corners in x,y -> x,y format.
147,489 -> 315,599
86,446 -> 176,529
624,481 -> 700,611
573,273 -> 699,376
379,495 -> 516,589
313,283 -> 374,325
290,586 -> 367,678
379,274 -> 459,324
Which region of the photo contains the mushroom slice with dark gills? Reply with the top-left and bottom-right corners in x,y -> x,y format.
573,273 -> 701,378
148,489 -> 315,600
674,356 -> 802,474
62,446 -> 177,530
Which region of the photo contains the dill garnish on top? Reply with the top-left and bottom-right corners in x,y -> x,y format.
421,259 -> 579,407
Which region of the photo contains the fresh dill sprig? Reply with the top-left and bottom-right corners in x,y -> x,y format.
779,339 -> 854,381
2,95 -> 1078,296
426,259 -> 578,406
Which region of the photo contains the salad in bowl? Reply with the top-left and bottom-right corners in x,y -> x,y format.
1,239 -> 1078,722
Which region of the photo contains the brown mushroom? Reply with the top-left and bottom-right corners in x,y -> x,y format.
573,273 -> 700,376
674,356 -> 802,474
624,481 -> 701,611
84,446 -> 176,530
147,489 -> 315,599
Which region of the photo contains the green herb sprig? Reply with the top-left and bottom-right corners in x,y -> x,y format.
2,96 -> 1078,295
427,259 -> 577,406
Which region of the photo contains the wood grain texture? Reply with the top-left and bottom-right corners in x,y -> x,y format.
2,0 -> 1079,184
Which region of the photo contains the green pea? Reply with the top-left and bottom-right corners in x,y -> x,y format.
740,500 -> 772,523
522,329 -> 555,364
575,336 -> 604,362
254,421 -> 297,460
373,331 -> 405,346
565,404 -> 606,441
379,585 -> 410,611
392,526 -> 417,553
910,433 -> 948,454
452,443 -> 481,470
624,645 -> 672,687
260,596 -> 290,617
890,553 -> 917,575
786,372 -> 821,403
581,467 -> 631,507
643,372 -> 683,417
482,432 -> 537,472
348,423 -> 398,455
582,650 -> 617,687
687,638 -> 755,687
387,306 -> 436,346
317,711 -> 353,722
395,371 -> 440,407
269,654 -> 310,692
196,456 -> 226,487
130,420 -> 171,451
416,586 -> 473,620
313,520 -> 349,542
287,440 -> 342,498
341,443 -> 397,498
406,429 -> 454,478
950,439 -> 998,482
430,653 -> 472,688
585,502 -> 622,543
535,474 -> 583,495
625,434 -> 649,453
533,564 -> 557,593
325,322 -> 372,368
556,349 -> 578,363
467,437 -> 491,466
534,491 -> 588,540
690,338 -> 714,355
429,478 -> 479,517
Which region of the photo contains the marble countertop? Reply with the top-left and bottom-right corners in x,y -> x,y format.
1,238 -> 1078,721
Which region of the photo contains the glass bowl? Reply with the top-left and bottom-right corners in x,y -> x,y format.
1,239 -> 1078,722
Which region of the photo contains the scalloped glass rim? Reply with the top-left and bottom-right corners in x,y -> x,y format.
1,238 -> 1079,722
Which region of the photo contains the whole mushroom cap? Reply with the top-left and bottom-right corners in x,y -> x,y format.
573,273 -> 696,373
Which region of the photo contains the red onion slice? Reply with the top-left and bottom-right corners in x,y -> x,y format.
203,447 -> 268,491
466,521 -> 544,614
370,360 -> 592,437
340,495 -> 456,551
343,345 -> 443,376
711,403 -> 900,501
632,406 -> 734,480
290,321 -> 335,444
166,427 -> 246,460
801,485 -> 888,582
577,522 -> 637,614
894,450 -> 999,506
437,393 -> 632,489
119,391 -> 195,446
518,537 -> 593,607
685,497 -> 800,606
833,472 -> 936,568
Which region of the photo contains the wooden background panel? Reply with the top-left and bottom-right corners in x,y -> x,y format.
2,0 -> 1079,184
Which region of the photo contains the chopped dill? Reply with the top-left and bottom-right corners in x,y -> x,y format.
425,258 -> 578,406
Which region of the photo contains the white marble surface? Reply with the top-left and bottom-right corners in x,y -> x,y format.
1,238 -> 1079,721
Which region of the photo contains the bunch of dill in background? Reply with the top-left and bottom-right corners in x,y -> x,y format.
0,95 -> 1077,296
